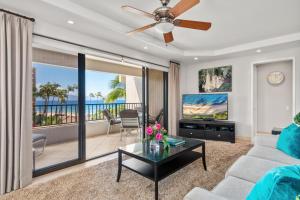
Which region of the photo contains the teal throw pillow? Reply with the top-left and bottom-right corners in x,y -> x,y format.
246,165 -> 300,200
276,123 -> 300,159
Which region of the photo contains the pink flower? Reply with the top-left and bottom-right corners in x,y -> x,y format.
156,123 -> 161,130
146,127 -> 153,135
155,133 -> 163,141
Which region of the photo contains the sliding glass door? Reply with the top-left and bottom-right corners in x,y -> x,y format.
84,55 -> 143,159
32,47 -> 80,174
31,40 -> 168,176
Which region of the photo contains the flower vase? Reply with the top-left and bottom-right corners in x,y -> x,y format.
150,140 -> 160,152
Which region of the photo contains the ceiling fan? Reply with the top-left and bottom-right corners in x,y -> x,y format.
122,0 -> 212,44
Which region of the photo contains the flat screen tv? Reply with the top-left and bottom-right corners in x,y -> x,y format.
182,93 -> 228,120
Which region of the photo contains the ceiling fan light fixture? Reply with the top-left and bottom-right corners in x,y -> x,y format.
122,0 -> 211,43
155,21 -> 174,33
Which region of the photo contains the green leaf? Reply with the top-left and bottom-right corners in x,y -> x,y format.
105,88 -> 125,103
110,75 -> 122,89
294,113 -> 300,125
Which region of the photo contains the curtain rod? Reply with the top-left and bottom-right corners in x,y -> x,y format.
0,8 -> 35,22
33,33 -> 169,69
170,60 -> 180,65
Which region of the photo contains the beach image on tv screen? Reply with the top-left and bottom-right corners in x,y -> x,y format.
182,94 -> 228,120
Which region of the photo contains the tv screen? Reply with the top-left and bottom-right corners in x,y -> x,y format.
182,94 -> 228,120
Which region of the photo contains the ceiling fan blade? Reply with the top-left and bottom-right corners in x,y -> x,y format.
163,32 -> 174,43
122,5 -> 155,19
127,23 -> 157,35
169,0 -> 200,18
174,19 -> 211,30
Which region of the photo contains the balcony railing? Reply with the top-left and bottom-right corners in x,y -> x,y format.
33,103 -> 142,127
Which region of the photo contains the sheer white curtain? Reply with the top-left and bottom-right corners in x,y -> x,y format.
0,11 -> 33,194
168,62 -> 180,136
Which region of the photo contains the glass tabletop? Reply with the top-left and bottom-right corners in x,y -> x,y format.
119,136 -> 204,163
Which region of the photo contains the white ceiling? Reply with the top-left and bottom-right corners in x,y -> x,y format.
0,0 -> 300,63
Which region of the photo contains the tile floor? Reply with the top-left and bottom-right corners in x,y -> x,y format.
35,130 -> 140,170
33,153 -> 118,185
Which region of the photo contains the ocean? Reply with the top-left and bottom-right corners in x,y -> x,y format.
35,99 -> 125,105
34,99 -> 128,115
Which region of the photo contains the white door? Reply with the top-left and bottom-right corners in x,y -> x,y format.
257,60 -> 293,134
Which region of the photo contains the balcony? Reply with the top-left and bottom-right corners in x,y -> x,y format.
32,103 -> 142,170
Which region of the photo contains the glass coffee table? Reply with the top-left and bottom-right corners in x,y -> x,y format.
116,136 -> 206,200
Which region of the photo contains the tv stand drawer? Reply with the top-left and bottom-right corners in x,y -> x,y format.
179,128 -> 205,139
205,131 -> 234,142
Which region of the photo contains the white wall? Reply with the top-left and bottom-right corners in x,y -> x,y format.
125,75 -> 143,103
180,47 -> 300,139
33,120 -> 120,145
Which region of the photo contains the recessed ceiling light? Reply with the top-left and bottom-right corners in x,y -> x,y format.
194,57 -> 198,60
256,49 -> 262,53
67,20 -> 74,25
143,46 -> 148,50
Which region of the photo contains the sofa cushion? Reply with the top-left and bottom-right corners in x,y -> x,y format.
183,187 -> 227,200
225,155 -> 285,183
277,123 -> 300,159
255,134 -> 279,148
248,146 -> 300,165
246,165 -> 300,200
212,176 -> 254,200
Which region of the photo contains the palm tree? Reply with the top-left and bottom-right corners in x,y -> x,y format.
57,89 -> 68,104
38,82 -> 61,115
105,75 -> 125,103
50,83 -> 60,105
95,92 -> 103,103
89,93 -> 95,103
57,89 -> 68,121
67,84 -> 78,94
66,84 -> 78,104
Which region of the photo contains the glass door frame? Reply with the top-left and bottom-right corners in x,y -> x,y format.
33,53 -> 85,177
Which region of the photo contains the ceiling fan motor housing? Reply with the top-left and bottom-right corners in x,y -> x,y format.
154,7 -> 175,22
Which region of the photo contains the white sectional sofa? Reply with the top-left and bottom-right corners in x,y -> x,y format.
184,134 -> 300,200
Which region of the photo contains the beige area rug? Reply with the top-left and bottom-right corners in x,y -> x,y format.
1,141 -> 251,200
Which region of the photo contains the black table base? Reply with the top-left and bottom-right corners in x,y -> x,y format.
117,143 -> 206,200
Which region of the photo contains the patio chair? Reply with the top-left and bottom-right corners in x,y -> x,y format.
32,133 -> 47,156
135,107 -> 164,125
135,106 -> 144,125
119,109 -> 141,141
148,108 -> 164,125
103,109 -> 121,135
32,133 -> 47,170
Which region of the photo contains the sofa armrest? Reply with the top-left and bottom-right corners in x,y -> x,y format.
184,188 -> 227,200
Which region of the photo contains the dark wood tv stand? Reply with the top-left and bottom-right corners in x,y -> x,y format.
179,119 -> 235,143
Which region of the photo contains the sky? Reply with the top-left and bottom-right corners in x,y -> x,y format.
33,63 -> 117,97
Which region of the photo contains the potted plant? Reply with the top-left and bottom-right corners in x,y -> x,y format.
294,112 -> 300,127
146,123 -> 169,151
